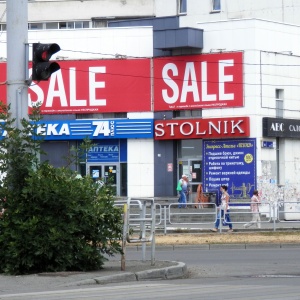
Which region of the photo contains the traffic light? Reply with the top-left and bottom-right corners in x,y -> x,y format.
32,43 -> 61,81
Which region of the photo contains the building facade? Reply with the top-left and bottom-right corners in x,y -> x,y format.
0,0 -> 300,208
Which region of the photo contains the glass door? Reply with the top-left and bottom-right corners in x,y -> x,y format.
104,165 -> 117,195
87,164 -> 119,196
178,159 -> 202,183
178,159 -> 202,204
89,165 -> 102,181
190,160 -> 202,184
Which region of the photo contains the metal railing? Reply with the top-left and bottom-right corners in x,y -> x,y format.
115,199 -> 300,237
116,198 -> 156,265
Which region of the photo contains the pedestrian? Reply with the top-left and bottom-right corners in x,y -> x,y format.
185,176 -> 190,203
95,177 -> 105,193
211,185 -> 233,233
243,190 -> 261,229
176,175 -> 188,208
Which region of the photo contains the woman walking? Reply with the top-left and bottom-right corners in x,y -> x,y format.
211,185 -> 233,233
244,190 -> 261,229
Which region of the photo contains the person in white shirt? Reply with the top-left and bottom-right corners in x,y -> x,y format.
244,190 -> 261,229
211,185 -> 233,233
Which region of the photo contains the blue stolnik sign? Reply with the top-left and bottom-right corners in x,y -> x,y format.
203,138 -> 256,202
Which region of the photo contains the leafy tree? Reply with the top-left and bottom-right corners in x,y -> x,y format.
0,103 -> 123,275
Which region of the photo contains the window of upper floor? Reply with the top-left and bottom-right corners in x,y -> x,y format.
211,0 -> 221,12
1,21 -> 91,31
178,0 -> 187,14
173,110 -> 202,118
275,89 -> 284,118
0,23 -> 6,31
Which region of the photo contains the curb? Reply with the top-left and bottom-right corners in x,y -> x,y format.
65,261 -> 187,286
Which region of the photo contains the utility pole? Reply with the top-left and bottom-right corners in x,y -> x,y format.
6,0 -> 28,129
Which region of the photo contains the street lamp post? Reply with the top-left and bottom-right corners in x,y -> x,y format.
6,0 -> 28,129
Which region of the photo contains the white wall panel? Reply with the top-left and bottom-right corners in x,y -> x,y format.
155,0 -> 177,17
1,0 -> 155,22
127,112 -> 154,119
127,139 -> 154,197
197,19 -> 300,56
0,27 -> 153,60
283,139 -> 300,186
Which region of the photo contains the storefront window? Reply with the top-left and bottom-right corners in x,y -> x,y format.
178,139 -> 202,158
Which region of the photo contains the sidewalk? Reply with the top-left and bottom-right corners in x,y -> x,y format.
0,259 -> 187,295
1,224 -> 300,296
157,219 -> 300,233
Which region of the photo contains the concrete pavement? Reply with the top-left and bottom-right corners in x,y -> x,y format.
0,259 -> 187,295
1,226 -> 300,296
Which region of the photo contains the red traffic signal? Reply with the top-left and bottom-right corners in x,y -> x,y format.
32,43 -> 61,81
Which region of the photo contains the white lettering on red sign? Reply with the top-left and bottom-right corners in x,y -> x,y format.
154,118 -> 248,140
28,67 -> 107,108
161,60 -> 234,105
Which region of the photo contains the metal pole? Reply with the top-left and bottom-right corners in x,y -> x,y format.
164,206 -> 167,235
273,203 -> 276,232
121,204 -> 127,271
141,201 -> 146,262
7,0 -> 28,128
151,201 -> 156,266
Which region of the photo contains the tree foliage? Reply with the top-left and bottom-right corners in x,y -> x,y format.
0,104 -> 123,275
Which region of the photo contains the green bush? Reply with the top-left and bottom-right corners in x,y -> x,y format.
0,104 -> 123,274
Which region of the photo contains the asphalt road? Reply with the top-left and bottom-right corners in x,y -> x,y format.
1,245 -> 300,299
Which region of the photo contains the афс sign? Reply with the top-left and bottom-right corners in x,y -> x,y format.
263,117 -> 300,138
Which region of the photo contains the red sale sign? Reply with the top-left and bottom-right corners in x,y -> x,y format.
0,52 -> 244,114
0,63 -> 6,105
0,59 -> 151,114
153,52 -> 243,111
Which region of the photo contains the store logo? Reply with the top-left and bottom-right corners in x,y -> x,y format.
154,117 -> 250,140
270,122 -> 284,132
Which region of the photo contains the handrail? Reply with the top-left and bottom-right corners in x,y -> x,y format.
124,197 -> 156,266
115,199 -> 300,236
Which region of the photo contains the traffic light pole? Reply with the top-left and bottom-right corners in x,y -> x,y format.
6,0 -> 28,129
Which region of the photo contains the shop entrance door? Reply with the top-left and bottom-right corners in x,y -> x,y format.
190,160 -> 202,185
178,159 -> 202,203
178,159 -> 202,183
87,164 -> 119,195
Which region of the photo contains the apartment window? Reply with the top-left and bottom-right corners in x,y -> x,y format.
28,23 -> 43,30
75,21 -> 89,29
46,22 -> 58,29
212,0 -> 221,11
45,21 -> 90,30
275,89 -> 284,118
0,23 -> 6,31
92,20 -> 108,28
178,0 -> 187,14
58,22 -> 75,29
